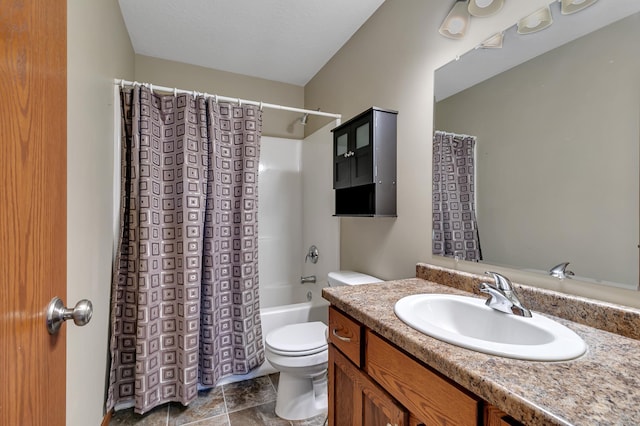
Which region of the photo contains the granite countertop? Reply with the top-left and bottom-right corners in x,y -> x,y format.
322,277 -> 640,426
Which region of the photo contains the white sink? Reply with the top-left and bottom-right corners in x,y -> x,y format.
394,294 -> 587,361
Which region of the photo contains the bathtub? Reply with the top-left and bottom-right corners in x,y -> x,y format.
214,295 -> 329,386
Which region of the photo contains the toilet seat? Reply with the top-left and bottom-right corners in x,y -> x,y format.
266,321 -> 328,357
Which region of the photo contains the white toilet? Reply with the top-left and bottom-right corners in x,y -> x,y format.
265,270 -> 383,421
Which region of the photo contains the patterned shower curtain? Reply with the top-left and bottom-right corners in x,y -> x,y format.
107,85 -> 264,414
432,130 -> 482,261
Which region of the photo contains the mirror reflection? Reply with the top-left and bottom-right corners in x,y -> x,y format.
433,1 -> 640,289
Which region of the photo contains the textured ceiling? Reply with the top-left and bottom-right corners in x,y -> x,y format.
118,0 -> 385,86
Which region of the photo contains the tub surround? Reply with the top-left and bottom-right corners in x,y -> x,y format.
322,263 -> 640,425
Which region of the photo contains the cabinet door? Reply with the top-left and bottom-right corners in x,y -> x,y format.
350,116 -> 374,187
329,344 -> 407,426
334,126 -> 352,189
366,331 -> 480,426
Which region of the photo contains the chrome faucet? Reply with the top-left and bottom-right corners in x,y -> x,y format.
549,262 -> 574,280
300,275 -> 317,284
479,272 -> 532,317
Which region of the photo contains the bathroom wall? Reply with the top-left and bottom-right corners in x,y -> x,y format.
304,0 -> 640,307
67,0 -> 134,425
435,14 -> 640,288
134,55 -> 305,139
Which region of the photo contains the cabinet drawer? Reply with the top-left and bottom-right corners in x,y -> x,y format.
365,331 -> 481,426
328,307 -> 362,367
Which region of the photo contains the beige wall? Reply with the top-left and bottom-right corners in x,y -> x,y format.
134,55 -> 306,139
67,0 -> 134,425
305,0 -> 640,307
435,14 -> 639,288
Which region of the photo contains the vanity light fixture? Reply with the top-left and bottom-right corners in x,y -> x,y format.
560,0 -> 599,15
477,32 -> 504,49
439,0 -> 471,39
468,0 -> 505,17
517,5 -> 553,35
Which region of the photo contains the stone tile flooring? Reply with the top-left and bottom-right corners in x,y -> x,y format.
109,374 -> 327,426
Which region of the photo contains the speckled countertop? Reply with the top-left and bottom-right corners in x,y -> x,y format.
322,264 -> 640,426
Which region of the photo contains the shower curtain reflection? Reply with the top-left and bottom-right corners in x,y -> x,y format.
432,130 -> 482,261
107,85 -> 264,414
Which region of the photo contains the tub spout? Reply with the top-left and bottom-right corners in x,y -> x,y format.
300,275 -> 317,284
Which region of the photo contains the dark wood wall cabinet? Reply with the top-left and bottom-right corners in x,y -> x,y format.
327,306 -> 522,426
332,107 -> 397,217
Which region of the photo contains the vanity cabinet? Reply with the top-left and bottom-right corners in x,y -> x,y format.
327,306 -> 521,426
332,107 -> 397,217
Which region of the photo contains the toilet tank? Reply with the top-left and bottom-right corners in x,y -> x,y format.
327,271 -> 383,287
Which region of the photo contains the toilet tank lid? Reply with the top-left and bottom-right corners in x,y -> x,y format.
328,270 -> 383,286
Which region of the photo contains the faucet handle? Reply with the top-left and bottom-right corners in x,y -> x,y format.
549,262 -> 574,279
305,245 -> 319,264
484,271 -> 513,291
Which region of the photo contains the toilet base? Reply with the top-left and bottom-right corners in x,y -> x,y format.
274,371 -> 328,421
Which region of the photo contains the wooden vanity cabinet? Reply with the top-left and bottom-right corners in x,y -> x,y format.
328,307 -> 521,426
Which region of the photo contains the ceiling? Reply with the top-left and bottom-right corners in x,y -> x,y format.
118,0 -> 386,87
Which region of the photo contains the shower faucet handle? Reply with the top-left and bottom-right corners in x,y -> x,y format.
305,245 -> 319,264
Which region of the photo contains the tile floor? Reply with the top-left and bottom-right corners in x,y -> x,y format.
109,373 -> 327,426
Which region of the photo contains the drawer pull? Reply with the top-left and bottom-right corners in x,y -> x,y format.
332,328 -> 352,342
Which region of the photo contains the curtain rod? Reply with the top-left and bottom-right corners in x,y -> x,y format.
114,79 -> 341,120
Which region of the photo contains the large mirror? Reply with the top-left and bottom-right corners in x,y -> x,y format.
433,0 -> 640,290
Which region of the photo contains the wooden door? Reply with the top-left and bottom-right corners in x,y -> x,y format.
0,0 -> 67,425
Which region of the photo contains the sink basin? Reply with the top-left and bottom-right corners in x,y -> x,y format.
394,294 -> 587,361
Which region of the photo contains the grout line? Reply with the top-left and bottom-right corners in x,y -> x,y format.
220,385 -> 233,425
221,383 -> 229,416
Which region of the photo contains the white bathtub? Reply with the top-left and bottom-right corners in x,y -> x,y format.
214,297 -> 329,386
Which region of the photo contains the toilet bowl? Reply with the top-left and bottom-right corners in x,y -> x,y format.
265,271 -> 382,421
265,321 -> 329,420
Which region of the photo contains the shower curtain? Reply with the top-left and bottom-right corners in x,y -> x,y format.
432,130 -> 482,261
107,85 -> 264,414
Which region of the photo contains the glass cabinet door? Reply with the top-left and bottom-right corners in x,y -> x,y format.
355,122 -> 370,150
333,128 -> 352,189
336,133 -> 349,157
351,118 -> 373,187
